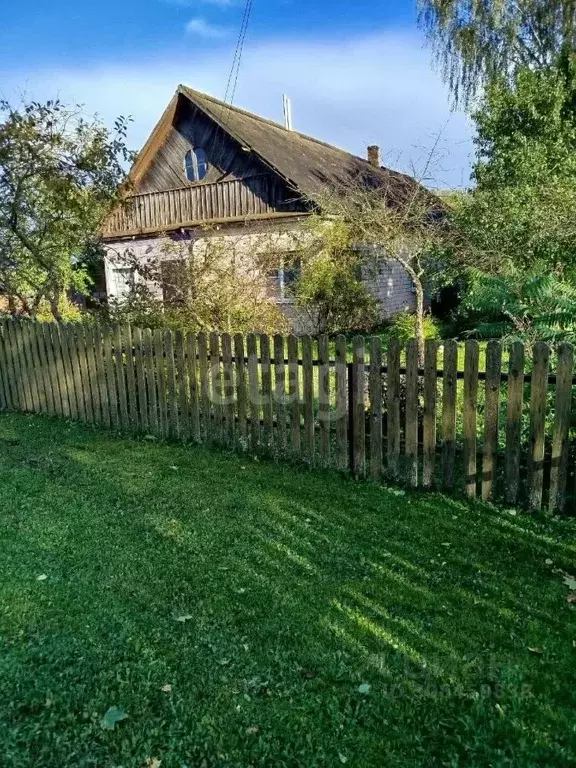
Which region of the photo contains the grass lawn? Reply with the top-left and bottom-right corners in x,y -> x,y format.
1,413 -> 575,767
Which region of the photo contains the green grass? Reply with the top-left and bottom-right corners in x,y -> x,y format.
0,413 -> 575,767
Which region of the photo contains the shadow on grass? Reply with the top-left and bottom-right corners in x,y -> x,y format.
0,412 -> 575,767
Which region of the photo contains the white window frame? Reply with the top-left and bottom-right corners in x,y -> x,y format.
184,148 -> 208,182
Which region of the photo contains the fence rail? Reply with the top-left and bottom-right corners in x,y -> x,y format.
0,318 -> 574,514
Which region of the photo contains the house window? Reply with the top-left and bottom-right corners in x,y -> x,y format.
184,148 -> 208,182
161,259 -> 187,306
268,256 -> 301,301
112,267 -> 135,299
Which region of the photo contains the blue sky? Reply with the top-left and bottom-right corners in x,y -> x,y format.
1,0 -> 473,187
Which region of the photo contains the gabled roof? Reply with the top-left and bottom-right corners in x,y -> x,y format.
129,85 -> 423,206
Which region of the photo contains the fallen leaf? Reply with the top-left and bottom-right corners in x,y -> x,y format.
144,759 -> 162,768
563,575 -> 576,591
246,725 -> 259,734
175,614 -> 193,622
567,593 -> 576,604
528,647 -> 543,654
545,559 -> 553,565
358,683 -> 371,695
160,684 -> 172,693
169,465 -> 178,471
339,754 -> 348,764
37,574 -> 48,581
495,703 -> 505,716
101,706 -> 128,730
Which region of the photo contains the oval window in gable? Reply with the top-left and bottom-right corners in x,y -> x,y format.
184,147 -> 208,182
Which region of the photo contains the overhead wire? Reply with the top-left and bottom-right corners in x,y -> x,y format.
211,0 -> 254,167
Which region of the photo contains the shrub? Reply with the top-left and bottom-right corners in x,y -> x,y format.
383,312 -> 441,345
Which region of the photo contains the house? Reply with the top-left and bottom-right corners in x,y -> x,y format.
102,85 -> 425,332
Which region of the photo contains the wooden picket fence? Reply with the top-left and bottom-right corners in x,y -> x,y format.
0,318 -> 574,514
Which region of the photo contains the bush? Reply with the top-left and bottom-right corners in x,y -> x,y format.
383,312 -> 441,345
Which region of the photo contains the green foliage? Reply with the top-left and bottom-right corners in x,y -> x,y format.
418,0 -> 576,104
294,243 -> 380,334
473,67 -> 576,189
1,412 -> 575,766
0,98 -> 132,319
460,268 -> 576,344
383,311 -> 442,345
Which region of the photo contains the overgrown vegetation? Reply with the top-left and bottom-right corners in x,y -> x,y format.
0,412 -> 575,767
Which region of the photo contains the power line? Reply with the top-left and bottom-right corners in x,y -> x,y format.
212,0 -> 254,166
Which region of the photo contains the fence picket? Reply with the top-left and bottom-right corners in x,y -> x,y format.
247,333 -> 260,451
33,322 -> 51,414
260,334 -> 273,450
482,341 -> 502,501
369,336 -> 382,480
221,332 -> 234,446
505,342 -> 525,506
175,330 -> 189,441
335,334 -> 348,471
62,324 -> 81,420
134,327 -> 148,434
92,323 -> 110,427
463,340 -> 479,497
58,323 -> 76,419
319,334 -> 331,469
527,342 -> 550,510
84,324 -> 102,423
423,339 -> 438,489
197,332 -> 210,442
114,324 -> 130,431
209,332 -> 222,443
25,322 -> 44,412
1,321 -> 19,410
405,339 -> 419,488
351,335 -> 365,477
549,343 -> 573,513
287,335 -> 300,456
165,329 -> 179,440
124,325 -> 139,431
386,338 -> 400,480
77,325 -> 95,422
302,335 -> 315,465
441,339 -> 458,490
234,333 -> 247,447
14,320 -> 33,412
154,328 -> 168,437
187,333 -> 200,442
274,334 -> 286,453
103,325 -> 119,430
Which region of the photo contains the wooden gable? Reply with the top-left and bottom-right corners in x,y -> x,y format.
136,94 -> 270,194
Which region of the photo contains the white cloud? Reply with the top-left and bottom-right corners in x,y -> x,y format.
185,17 -> 229,38
0,31 -> 474,188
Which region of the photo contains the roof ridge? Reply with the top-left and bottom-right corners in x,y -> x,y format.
179,84 -> 373,166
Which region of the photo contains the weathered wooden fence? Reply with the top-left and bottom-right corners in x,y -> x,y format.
0,318 -> 574,514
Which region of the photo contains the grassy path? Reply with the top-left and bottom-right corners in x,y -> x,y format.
0,413 -> 575,767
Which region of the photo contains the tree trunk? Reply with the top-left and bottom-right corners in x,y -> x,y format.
49,295 -> 62,322
414,279 -> 425,367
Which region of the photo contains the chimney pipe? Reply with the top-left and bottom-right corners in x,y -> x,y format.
367,145 -> 380,168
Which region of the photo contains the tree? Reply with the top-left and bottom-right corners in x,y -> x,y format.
449,67 -> 576,278
295,174 -> 445,364
418,0 -> 576,103
0,99 -> 132,319
290,218 -> 380,334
